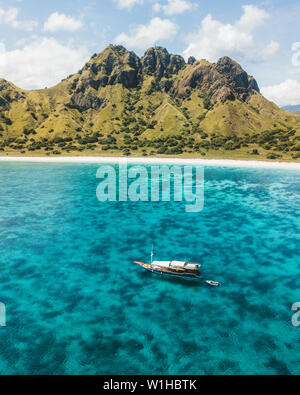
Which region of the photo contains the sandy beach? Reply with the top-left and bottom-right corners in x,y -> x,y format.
0,156 -> 300,169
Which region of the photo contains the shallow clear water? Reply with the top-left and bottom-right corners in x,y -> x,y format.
0,162 -> 299,375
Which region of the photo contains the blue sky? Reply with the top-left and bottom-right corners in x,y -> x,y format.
0,0 -> 299,106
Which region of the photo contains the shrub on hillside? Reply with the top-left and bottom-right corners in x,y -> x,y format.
267,153 -> 282,160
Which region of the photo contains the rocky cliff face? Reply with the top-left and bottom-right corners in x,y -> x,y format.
141,47 -> 185,79
216,56 -> 260,99
171,56 -> 259,102
73,45 -> 142,91
64,45 -> 260,106
69,92 -> 107,111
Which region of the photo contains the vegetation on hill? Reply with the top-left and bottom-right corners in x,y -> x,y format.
0,45 -> 299,161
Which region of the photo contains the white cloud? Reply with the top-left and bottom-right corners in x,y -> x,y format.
260,41 -> 280,60
183,5 -> 279,63
44,12 -> 83,32
0,38 -> 89,89
154,0 -> 195,16
261,79 -> 300,107
0,7 -> 37,31
236,5 -> 269,31
114,17 -> 178,49
114,0 -> 143,9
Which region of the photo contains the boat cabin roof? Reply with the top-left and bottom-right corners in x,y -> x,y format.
152,261 -> 200,270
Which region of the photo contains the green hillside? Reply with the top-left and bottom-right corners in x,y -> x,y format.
0,45 -> 299,161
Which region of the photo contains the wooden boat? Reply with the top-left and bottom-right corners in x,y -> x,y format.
134,260 -> 202,279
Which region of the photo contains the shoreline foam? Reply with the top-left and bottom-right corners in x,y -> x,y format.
0,156 -> 300,170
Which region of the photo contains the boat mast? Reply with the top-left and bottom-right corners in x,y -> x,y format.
151,245 -> 154,263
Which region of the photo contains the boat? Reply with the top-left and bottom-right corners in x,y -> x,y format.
134,246 -> 220,284
134,259 -> 202,279
134,245 -> 201,279
206,280 -> 221,287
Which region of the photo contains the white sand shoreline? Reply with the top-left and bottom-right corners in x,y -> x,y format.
0,156 -> 300,170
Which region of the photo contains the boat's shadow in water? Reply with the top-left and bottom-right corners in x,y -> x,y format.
138,271 -> 204,288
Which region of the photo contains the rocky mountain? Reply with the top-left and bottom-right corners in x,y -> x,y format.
0,45 -> 299,160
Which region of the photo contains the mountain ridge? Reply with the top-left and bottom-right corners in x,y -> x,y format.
0,45 -> 299,161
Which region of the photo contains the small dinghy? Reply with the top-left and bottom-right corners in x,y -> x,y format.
206,280 -> 220,287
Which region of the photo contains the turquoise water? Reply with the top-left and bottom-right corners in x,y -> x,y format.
0,162 -> 299,375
